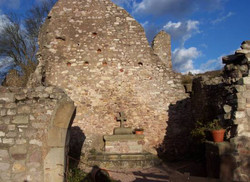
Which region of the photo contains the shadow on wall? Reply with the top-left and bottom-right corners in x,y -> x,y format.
157,98 -> 194,161
68,125 -> 86,168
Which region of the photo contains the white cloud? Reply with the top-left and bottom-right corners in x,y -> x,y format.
133,0 -> 194,16
163,20 -> 200,46
173,53 -> 224,74
172,47 -> 201,73
200,56 -> 224,72
0,0 -> 20,9
132,0 -> 224,16
212,12 -> 234,24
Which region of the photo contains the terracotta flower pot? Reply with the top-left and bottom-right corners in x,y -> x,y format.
135,130 -> 143,135
211,129 -> 225,142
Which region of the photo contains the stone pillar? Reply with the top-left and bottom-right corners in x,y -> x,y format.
152,30 -> 172,68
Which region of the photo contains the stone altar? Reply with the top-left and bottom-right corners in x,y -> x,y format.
104,112 -> 144,153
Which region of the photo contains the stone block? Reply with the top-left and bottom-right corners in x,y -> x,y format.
235,111 -> 246,119
2,116 -> 10,124
17,105 -> 31,114
9,144 -> 27,156
44,148 -> 65,182
47,127 -> 67,147
29,139 -> 42,146
243,76 -> 250,85
12,115 -> 29,124
223,105 -> 232,113
0,131 -> 5,137
7,109 -> 16,115
15,94 -> 26,101
237,103 -> 246,111
0,171 -> 11,181
0,93 -> 15,102
5,103 -> 16,109
235,85 -> 246,92
6,132 -> 17,138
113,127 -> 133,135
52,98 -> 75,128
234,118 -> 248,125
104,134 -> 144,153
0,109 -> 6,116
28,149 -> 42,163
16,139 -> 27,145
0,149 -> 10,162
2,138 -> 14,145
0,162 -> 10,171
12,161 -> 26,173
237,97 -> 246,104
242,91 -> 250,99
8,125 -> 15,131
247,108 -> 250,117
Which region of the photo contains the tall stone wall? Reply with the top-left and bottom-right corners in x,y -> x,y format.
0,86 -> 75,182
31,0 -> 188,155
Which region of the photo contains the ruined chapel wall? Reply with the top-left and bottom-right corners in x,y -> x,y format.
37,0 -> 188,154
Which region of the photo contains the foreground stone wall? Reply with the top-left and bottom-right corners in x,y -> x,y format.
30,0 -> 188,156
191,41 -> 250,181
0,86 -> 75,182
222,41 -> 250,181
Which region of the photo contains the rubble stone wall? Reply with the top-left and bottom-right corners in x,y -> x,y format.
191,41 -> 250,181
32,0 -> 188,156
0,86 -> 75,182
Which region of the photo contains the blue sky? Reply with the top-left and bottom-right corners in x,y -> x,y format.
0,0 -> 250,74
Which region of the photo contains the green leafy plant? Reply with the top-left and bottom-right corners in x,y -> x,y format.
190,121 -> 207,143
67,168 -> 88,182
206,119 -> 223,130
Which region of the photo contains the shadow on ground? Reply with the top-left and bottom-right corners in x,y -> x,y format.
133,171 -> 169,182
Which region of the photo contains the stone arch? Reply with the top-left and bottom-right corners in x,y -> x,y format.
44,97 -> 75,182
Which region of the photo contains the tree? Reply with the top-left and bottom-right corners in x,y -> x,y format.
0,0 -> 57,86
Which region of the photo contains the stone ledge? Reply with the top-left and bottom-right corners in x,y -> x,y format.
205,141 -> 233,155
104,134 -> 144,141
86,152 -> 161,169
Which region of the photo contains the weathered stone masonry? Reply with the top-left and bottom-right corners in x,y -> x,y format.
190,41 -> 250,181
0,86 -> 75,182
31,0 -> 188,156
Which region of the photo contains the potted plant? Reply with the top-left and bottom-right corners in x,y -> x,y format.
134,127 -> 144,135
207,119 -> 225,142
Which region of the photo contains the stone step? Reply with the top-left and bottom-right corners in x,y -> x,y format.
86,152 -> 161,169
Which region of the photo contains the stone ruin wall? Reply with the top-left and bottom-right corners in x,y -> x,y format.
190,41 -> 250,181
34,0 -> 188,154
0,86 -> 75,182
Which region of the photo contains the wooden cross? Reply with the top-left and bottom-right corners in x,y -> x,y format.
116,112 -> 126,128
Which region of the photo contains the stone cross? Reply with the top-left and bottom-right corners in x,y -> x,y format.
116,112 -> 126,128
